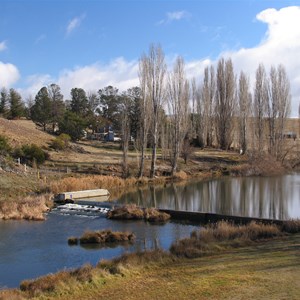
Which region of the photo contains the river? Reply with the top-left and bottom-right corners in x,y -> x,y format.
0,173 -> 299,288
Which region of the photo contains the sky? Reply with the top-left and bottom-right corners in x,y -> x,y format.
0,0 -> 300,116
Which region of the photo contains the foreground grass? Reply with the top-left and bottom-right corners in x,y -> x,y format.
1,234 -> 298,300
1,223 -> 299,300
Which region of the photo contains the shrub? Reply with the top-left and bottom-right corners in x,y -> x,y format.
13,144 -> 48,165
0,134 -> 11,155
51,133 -> 71,151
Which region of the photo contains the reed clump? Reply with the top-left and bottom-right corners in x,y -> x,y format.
50,175 -> 139,194
107,204 -> 171,223
144,207 -> 171,223
281,219 -> 300,233
107,204 -> 144,220
78,229 -> 136,244
0,194 -> 52,221
19,263 -> 95,297
170,221 -> 282,258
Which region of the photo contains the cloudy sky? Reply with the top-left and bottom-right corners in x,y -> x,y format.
0,0 -> 300,116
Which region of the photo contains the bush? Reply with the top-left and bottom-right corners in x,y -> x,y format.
51,133 -> 71,151
13,144 -> 48,165
0,134 -> 11,155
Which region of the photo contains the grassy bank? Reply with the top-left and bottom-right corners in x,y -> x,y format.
1,221 -> 299,299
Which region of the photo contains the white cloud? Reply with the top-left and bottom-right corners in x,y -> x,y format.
22,58 -> 139,99
66,14 -> 86,36
0,61 -> 20,87
0,41 -> 7,51
20,6 -> 300,117
199,6 -> 300,117
157,10 -> 190,25
57,58 -> 139,97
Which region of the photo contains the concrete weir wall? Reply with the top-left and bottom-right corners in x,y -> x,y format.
159,209 -> 285,226
56,189 -> 110,201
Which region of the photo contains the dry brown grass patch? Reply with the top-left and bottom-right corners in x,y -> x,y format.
50,175 -> 139,194
107,204 -> 144,220
170,221 -> 282,258
107,205 -> 171,223
0,194 -> 52,220
78,229 -> 135,244
281,219 -> 300,233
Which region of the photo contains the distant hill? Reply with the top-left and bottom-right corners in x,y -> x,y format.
0,118 -> 54,147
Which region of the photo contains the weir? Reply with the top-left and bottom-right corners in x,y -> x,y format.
159,209 -> 285,225
55,189 -> 110,202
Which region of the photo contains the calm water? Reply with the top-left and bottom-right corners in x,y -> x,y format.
0,210 -> 196,288
1,174 -> 299,288
118,174 -> 300,220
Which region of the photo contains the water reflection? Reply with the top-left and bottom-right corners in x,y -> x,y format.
118,174 -> 300,220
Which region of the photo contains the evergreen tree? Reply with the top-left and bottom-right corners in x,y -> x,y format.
31,87 -> 52,131
9,88 -> 25,119
0,88 -> 9,117
70,88 -> 88,116
58,111 -> 86,141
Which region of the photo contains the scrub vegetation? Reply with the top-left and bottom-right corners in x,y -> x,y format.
68,229 -> 136,245
107,204 -> 171,223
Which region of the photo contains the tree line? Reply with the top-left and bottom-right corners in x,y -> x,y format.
0,44 -> 295,178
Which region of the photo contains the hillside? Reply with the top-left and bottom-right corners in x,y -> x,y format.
0,118 -> 54,148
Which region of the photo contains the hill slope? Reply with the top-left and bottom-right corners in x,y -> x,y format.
0,118 -> 54,148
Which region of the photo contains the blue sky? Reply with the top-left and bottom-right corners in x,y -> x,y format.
0,0 -> 300,115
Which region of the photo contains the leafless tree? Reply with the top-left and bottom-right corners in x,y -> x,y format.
140,44 -> 166,178
47,83 -> 65,133
120,92 -> 131,178
254,64 -> 268,155
215,58 -> 236,150
201,66 -> 216,147
238,71 -> 251,154
137,54 -> 152,178
167,56 -> 190,175
192,78 -> 203,146
267,65 -> 291,158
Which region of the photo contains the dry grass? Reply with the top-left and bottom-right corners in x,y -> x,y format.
144,207 -> 171,223
0,194 -> 52,220
281,219 -> 300,233
77,229 -> 135,244
50,175 -> 139,194
107,204 -> 144,220
107,205 -> 171,223
170,221 -> 282,258
0,118 -> 53,148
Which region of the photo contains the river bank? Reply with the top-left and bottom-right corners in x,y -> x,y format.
1,222 -> 299,300
0,145 -> 292,221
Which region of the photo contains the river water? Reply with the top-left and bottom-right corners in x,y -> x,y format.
0,174 -> 299,288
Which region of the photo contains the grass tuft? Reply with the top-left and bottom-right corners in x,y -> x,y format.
0,194 -> 52,220
107,205 -> 170,223
170,221 -> 282,258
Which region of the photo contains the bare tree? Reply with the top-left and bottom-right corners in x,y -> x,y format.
192,78 -> 203,146
238,71 -> 251,154
215,58 -> 236,150
167,56 -> 190,175
138,54 -> 152,178
140,44 -> 166,178
48,83 -> 65,132
120,92 -> 131,178
267,65 -> 291,158
201,66 -> 216,147
254,64 -> 268,155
